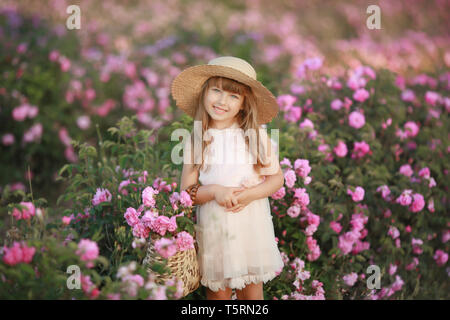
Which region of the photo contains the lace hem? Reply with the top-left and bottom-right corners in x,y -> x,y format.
201,271 -> 279,292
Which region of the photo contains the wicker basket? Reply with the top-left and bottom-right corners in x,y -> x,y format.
143,233 -> 201,298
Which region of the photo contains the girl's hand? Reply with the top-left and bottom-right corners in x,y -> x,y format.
214,185 -> 246,209
226,188 -> 255,213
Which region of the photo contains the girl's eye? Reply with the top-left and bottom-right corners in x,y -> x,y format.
232,95 -> 239,99
213,88 -> 221,92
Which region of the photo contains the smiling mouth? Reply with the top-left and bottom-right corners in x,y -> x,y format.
213,105 -> 227,114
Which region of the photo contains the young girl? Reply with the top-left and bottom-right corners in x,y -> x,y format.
171,56 -> 284,300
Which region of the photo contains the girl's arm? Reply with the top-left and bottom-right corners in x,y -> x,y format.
247,167 -> 284,201
180,162 -> 218,205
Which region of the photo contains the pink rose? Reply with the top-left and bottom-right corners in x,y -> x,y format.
388,226 -> 400,239
284,169 -> 296,188
154,237 -> 177,259
433,249 -> 448,266
330,99 -> 343,111
287,206 -> 301,218
132,222 -> 149,239
2,242 -> 36,266
179,190 -> 193,207
92,188 -> 112,206
142,186 -> 158,207
330,221 -> 342,234
396,189 -> 413,206
176,231 -> 194,251
399,164 -> 413,177
271,187 -> 286,200
347,186 -> 365,202
124,207 -> 141,227
404,121 -> 419,138
12,201 -> 35,220
334,141 -> 348,157
294,159 -> 311,178
409,193 -> 425,213
76,239 -> 99,268
351,141 -> 370,159
353,88 -> 370,102
348,111 -> 365,129
343,272 -> 358,286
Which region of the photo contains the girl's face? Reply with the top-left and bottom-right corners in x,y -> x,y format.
203,85 -> 244,128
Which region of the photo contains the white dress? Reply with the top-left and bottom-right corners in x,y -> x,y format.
185,121 -> 284,292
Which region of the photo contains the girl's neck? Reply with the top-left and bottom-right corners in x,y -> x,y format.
209,119 -> 238,130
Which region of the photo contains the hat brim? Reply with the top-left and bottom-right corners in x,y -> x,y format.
171,64 -> 278,125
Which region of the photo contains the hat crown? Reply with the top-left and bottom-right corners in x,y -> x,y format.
207,56 -> 257,80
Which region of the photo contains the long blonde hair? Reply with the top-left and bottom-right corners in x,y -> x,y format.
186,76 -> 272,174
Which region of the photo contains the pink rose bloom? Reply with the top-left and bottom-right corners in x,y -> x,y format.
391,275 -> 404,291
76,239 -> 99,268
271,186 -> 286,200
142,186 -> 158,207
424,91 -> 441,106
124,207 -> 141,227
428,198 -> 435,213
132,222 -> 149,239
277,94 -> 297,112
280,158 -> 292,168
338,231 -> 359,255
376,185 -> 391,199
284,169 -> 296,188
77,115 -> 91,130
307,212 -> 320,227
287,206 -> 301,218
399,164 -> 413,177
294,159 -> 311,178
12,201 -> 35,220
154,237 -> 177,259
2,242 -> 36,266
351,141 -> 370,159
389,263 -> 397,275
2,133 -> 15,146
418,167 -> 430,179
284,106 -> 302,123
441,230 -> 450,243
347,186 -> 364,202
409,193 -> 425,213
396,189 -> 413,206
59,55 -> 71,72
299,118 -> 314,129
62,216 -> 72,225
353,88 -> 370,102
92,188 -> 112,206
433,250 -> 448,266
343,272 -> 358,286
151,216 -> 173,236
401,89 -> 416,102
12,105 -> 29,121
412,238 -> 423,255
23,123 -> 43,144
404,121 -> 419,138
179,190 -> 193,207
330,221 -> 342,234
333,141 -> 348,157
388,226 -> 400,239
49,50 -> 60,61
348,111 -> 365,129
176,231 -> 194,251
293,188 -> 310,207
330,99 -> 343,110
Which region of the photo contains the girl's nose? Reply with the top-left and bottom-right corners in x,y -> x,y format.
218,93 -> 227,105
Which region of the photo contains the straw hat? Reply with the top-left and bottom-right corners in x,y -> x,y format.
171,56 -> 279,125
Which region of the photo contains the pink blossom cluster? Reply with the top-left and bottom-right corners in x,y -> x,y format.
58,128 -> 77,162
347,186 -> 365,202
76,239 -> 99,268
80,274 -> 100,299
433,249 -> 448,267
348,110 -> 365,129
342,272 -> 358,286
395,189 -> 425,213
330,97 -> 352,111
92,187 -> 112,206
142,186 -> 159,207
350,141 -> 371,159
367,275 -> 404,300
12,103 -> 38,121
2,241 -> 36,266
12,201 -> 35,220
280,257 -> 325,300
153,232 -> 195,259
49,50 -> 71,72
333,140 -> 348,157
23,123 -> 43,144
347,65 -> 376,91
169,190 -> 193,210
118,179 -> 137,196
338,211 -> 370,255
